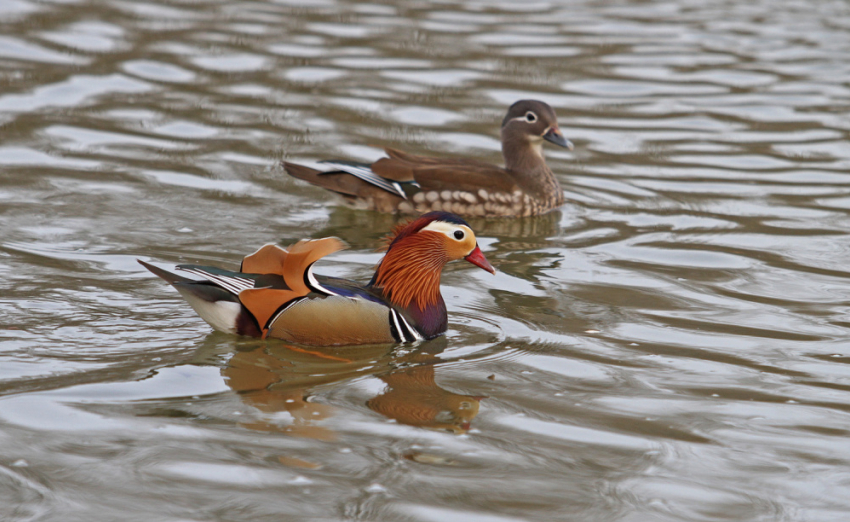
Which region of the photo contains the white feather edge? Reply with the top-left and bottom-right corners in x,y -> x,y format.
306,265 -> 339,296
318,161 -> 407,199
177,267 -> 253,295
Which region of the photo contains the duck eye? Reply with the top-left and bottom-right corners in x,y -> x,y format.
453,230 -> 465,240
525,111 -> 537,123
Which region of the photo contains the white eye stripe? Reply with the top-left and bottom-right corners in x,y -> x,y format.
420,221 -> 473,241
509,111 -> 539,124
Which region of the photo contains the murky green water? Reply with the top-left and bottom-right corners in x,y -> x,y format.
2,0 -> 850,520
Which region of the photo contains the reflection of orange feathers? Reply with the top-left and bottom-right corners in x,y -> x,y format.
368,365 -> 481,433
238,238 -> 346,332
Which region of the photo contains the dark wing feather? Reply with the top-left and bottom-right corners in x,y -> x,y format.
375,148 -> 519,194
284,161 -> 370,198
138,259 -> 262,336
176,265 -> 259,295
313,275 -> 389,304
284,160 -> 408,212
318,160 -> 409,199
139,259 -> 190,285
140,260 -> 238,302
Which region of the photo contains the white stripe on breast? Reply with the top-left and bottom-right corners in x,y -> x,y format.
396,311 -> 424,341
389,309 -> 408,343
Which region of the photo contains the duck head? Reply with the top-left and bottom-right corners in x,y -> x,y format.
371,211 -> 495,310
500,99 -> 573,172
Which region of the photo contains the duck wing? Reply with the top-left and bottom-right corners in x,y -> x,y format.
373,148 -> 519,195
284,149 -> 519,213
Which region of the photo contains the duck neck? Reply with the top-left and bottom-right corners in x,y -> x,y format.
369,236 -> 449,336
501,134 -> 563,206
404,296 -> 448,339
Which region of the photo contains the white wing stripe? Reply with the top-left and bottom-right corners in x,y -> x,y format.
180,268 -> 254,288
318,162 -> 407,199
201,274 -> 248,295
178,268 -> 255,295
327,163 -> 401,195
195,272 -> 253,290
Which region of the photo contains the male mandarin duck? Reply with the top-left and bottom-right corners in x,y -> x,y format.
139,212 -> 494,346
284,100 -> 573,218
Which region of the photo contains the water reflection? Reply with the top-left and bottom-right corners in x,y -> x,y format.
367,351 -> 483,435
219,338 -> 482,439
3,0 -> 850,519
311,205 -> 566,250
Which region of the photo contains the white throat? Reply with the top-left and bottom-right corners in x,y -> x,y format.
529,138 -> 544,158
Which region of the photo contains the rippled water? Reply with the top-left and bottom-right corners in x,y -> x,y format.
2,0 -> 850,520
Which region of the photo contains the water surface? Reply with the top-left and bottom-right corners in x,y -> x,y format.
2,0 -> 850,521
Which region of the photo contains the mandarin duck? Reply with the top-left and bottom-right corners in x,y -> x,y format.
139,212 -> 494,345
284,100 -> 573,218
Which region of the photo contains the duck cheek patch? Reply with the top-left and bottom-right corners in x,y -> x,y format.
443,232 -> 477,262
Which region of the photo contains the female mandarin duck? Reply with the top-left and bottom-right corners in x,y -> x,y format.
284,100 -> 573,218
139,212 -> 495,346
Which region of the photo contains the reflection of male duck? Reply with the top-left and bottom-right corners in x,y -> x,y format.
223,342 -> 391,441
220,338 -> 483,438
369,356 -> 483,434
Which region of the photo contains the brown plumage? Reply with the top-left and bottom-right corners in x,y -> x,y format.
139,212 -> 495,346
284,100 -> 574,218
